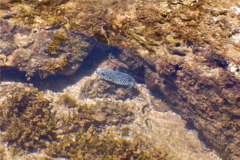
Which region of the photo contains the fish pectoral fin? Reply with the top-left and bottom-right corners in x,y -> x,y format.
126,82 -> 135,91
126,85 -> 132,91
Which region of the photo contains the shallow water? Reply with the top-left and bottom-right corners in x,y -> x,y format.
2,0 -> 240,159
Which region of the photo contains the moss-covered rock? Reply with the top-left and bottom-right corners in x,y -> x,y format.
0,83 -> 165,159
1,0 -> 239,159
0,19 -> 100,79
55,95 -> 135,131
46,125 -> 168,160
0,84 -> 57,152
0,83 -> 160,159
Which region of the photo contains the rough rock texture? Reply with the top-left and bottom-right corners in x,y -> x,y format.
56,67 -> 221,160
0,82 -> 165,159
0,0 -> 239,159
0,77 -> 220,159
0,19 -> 102,79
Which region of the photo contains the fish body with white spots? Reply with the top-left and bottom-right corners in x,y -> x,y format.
96,69 -> 136,90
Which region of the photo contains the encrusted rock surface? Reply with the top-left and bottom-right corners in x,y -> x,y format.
0,77 -> 220,159
0,0 -> 239,159
0,19 -> 101,79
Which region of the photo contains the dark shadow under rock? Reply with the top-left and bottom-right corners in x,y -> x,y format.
0,19 -> 116,80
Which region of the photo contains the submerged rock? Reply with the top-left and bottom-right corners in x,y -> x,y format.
0,0 -> 239,159
0,20 -> 97,79
0,82 -> 168,159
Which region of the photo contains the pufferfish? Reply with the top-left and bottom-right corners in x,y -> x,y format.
96,69 -> 136,90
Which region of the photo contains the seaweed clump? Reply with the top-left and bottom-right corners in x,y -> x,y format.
57,94 -> 78,108
0,84 -> 58,152
48,95 -> 167,159
46,125 -> 168,160
54,98 -> 135,133
0,144 -> 7,159
0,84 -> 168,159
48,31 -> 70,55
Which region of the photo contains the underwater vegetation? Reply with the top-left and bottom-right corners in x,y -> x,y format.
46,125 -> 168,160
0,83 -> 168,159
0,84 -> 57,152
48,31 -> 70,55
0,19 -> 95,79
0,0 -> 239,159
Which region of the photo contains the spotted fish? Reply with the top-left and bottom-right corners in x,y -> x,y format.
96,69 -> 136,90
